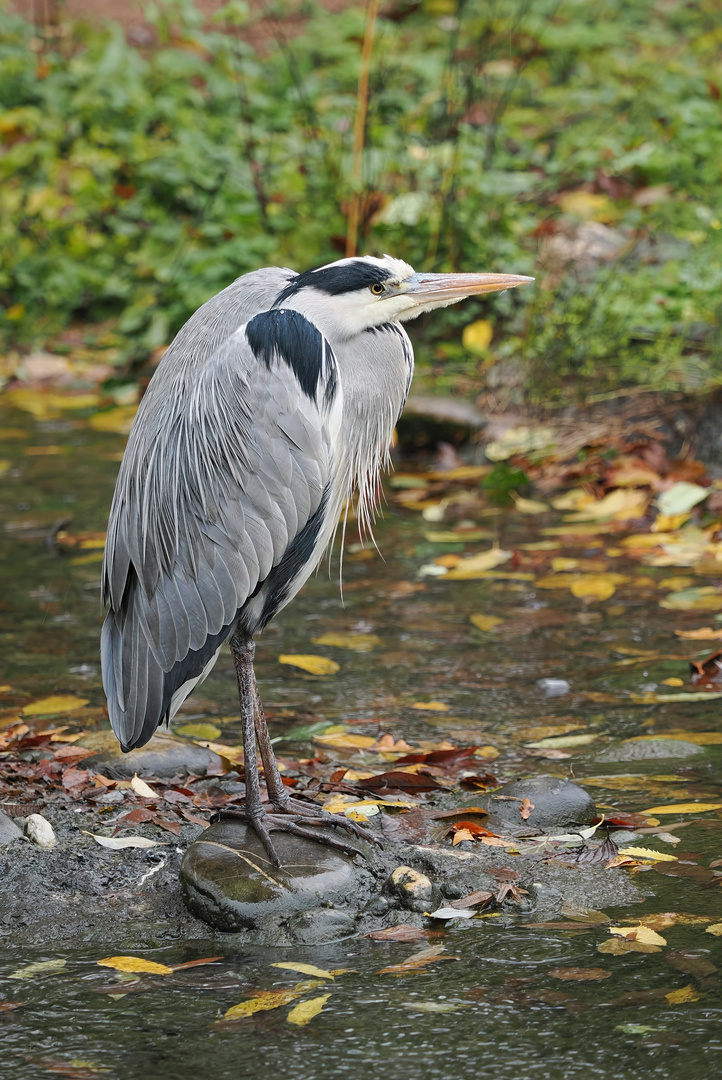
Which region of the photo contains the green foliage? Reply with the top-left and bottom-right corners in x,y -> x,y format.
0,0 -> 721,398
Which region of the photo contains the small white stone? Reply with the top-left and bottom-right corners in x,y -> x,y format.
24,813 -> 56,849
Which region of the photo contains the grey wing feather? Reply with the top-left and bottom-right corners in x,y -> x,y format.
102,301 -> 336,752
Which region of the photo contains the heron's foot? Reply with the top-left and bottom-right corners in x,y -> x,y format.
268,793 -> 382,848
211,806 -> 376,867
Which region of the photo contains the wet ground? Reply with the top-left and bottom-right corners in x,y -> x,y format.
1,400 -> 722,1079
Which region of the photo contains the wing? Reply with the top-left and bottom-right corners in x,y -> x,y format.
101,308 -> 340,752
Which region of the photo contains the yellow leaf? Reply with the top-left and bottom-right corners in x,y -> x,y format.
565,489 -> 648,522
22,695 -> 89,716
313,732 -> 377,749
660,678 -> 684,687
444,548 -> 512,579
660,587 -> 722,612
9,958 -> 67,979
551,489 -> 594,511
511,494 -> 549,514
130,774 -> 158,799
598,939 -> 661,956
411,701 -> 450,712
278,654 -> 339,676
425,465 -> 491,482
559,190 -> 614,220
642,802 -> 722,815
97,956 -> 174,975
609,925 -> 667,946
617,847 -> 678,863
675,627 -> 722,640
191,740 -> 243,764
474,745 -> 500,759
658,576 -> 695,591
705,923 -> 722,936
223,990 -> 299,1020
271,962 -> 335,980
311,633 -> 381,652
653,732 -> 722,745
286,993 -> 331,1027
665,984 -> 701,1004
569,574 -> 618,602
88,405 -> 138,434
525,732 -> 600,749
462,319 -> 493,354
176,722 -> 222,740
469,614 -> 503,632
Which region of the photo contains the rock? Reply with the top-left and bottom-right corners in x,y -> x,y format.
536,677 -> 570,697
180,818 -> 375,939
596,738 -> 703,763
0,810 -> 23,848
74,729 -> 225,778
23,814 -> 56,849
386,866 -> 437,912
397,395 -> 486,449
483,774 -> 596,831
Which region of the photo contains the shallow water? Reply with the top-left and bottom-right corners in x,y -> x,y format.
1,402 -> 722,1080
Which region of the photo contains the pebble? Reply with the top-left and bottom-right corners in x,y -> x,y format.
0,809 -> 23,848
23,814 -> 56,849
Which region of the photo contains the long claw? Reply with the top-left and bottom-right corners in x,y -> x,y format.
272,795 -> 382,847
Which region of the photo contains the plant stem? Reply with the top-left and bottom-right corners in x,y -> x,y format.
346,0 -> 379,258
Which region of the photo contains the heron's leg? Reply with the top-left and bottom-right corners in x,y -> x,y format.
252,674 -> 378,846
228,632 -> 282,866
216,634 -> 375,863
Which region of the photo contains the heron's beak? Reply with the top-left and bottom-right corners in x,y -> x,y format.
400,271 -> 534,312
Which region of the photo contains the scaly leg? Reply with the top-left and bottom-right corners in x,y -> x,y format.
251,671 -> 378,847
213,632 -> 377,866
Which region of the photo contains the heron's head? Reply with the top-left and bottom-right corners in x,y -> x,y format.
273,255 -> 533,342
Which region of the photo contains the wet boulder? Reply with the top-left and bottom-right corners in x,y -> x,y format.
482,774 -> 596,831
180,818 -> 376,942
74,729 -> 225,779
596,738 -> 703,763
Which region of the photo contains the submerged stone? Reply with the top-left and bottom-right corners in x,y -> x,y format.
180,818 -> 375,940
75,729 -> 224,778
596,738 -> 703,762
483,774 -> 596,830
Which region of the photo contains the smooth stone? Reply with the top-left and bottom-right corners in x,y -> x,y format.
23,813 -> 56,849
482,774 -> 596,830
286,907 -> 357,945
75,729 -> 224,778
0,810 -> 23,847
386,866 -> 437,912
180,818 -> 374,935
596,738 -> 703,762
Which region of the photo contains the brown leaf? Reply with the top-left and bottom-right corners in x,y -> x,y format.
450,890 -> 494,910
377,945 -> 458,975
520,797 -> 534,821
366,925 -> 444,942
170,956 -> 224,971
548,967 -> 611,981
432,806 -> 489,820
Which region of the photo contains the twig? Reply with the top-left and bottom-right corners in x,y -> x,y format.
346,0 -> 380,258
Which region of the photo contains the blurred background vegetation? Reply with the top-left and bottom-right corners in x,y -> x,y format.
1,0 -> 721,407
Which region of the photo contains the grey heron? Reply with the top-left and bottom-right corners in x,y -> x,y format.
101,255 -> 532,865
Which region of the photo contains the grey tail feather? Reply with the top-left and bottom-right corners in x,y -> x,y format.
101,610 -> 165,752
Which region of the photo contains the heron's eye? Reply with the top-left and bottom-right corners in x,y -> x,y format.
370,283 -> 385,295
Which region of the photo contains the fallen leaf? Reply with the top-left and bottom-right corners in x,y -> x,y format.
665,984 -> 701,1004
286,993 -> 331,1027
377,945 -> 457,975
452,828 -> 475,846
169,956 -> 224,971
444,548 -> 512,579
570,574 -> 619,602
609,925 -> 667,946
410,701 -> 450,712
642,803 -> 722,815
525,733 -> 601,749
9,958 -> 67,979
271,962 -> 334,980
617,847 -> 678,862
462,318 -> 493,353
520,798 -> 534,820
97,956 -> 174,975
511,494 -> 550,514
469,614 -> 503,632
176,722 -> 222,740
21,695 -> 89,716
660,587 -> 722,612
223,990 -> 300,1020
82,831 -> 166,850
130,774 -> 158,799
548,967 -> 611,981
313,732 -> 378,749
675,627 -> 722,641
426,906 -> 477,919
312,633 -> 381,651
367,925 -> 444,942
88,404 -> 138,434
566,489 -> 648,522
278,654 -> 339,676
705,923 -> 722,937
598,939 -> 662,955
657,482 -> 709,516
